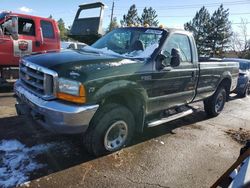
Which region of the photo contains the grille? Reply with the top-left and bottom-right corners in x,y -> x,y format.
19,60 -> 57,100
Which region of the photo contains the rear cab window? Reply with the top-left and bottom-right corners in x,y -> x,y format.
40,20 -> 55,39
163,33 -> 192,63
18,18 -> 35,36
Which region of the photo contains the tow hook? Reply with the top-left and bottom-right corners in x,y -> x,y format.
30,110 -> 43,120
15,103 -> 30,116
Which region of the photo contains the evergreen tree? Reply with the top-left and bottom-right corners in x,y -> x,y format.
139,7 -> 159,26
209,4 -> 232,56
184,7 -> 211,55
107,17 -> 119,32
57,18 -> 68,40
120,4 -> 139,26
48,15 -> 53,19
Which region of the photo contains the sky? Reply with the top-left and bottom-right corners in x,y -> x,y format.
1,0 -> 250,37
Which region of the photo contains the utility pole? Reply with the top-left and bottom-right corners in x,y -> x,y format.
109,1 -> 115,31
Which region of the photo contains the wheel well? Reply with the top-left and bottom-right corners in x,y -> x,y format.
100,92 -> 145,133
219,78 -> 231,101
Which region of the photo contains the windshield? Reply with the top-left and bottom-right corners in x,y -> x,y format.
88,28 -> 165,58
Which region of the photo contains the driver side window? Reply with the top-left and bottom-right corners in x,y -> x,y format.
163,34 -> 192,63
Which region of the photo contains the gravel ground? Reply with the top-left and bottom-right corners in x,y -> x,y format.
0,92 -> 249,188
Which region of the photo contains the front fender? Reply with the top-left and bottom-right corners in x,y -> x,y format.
92,80 -> 147,102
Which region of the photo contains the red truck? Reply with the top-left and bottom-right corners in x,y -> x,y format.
0,11 -> 60,82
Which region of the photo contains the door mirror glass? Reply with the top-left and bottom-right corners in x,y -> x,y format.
156,49 -> 174,70
10,16 -> 18,40
0,27 -> 3,37
156,53 -> 168,70
170,48 -> 181,67
3,16 -> 19,40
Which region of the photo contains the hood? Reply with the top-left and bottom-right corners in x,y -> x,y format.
23,49 -> 143,82
23,49 -> 124,68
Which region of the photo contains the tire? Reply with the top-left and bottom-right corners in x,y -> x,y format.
237,83 -> 250,98
83,103 -> 135,156
203,87 -> 227,117
247,83 -> 250,96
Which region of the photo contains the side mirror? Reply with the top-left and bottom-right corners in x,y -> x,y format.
39,27 -> 44,45
156,53 -> 168,70
11,16 -> 19,40
170,48 -> 181,67
0,27 -> 3,37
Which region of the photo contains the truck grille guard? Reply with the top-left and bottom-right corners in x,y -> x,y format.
19,60 -> 58,100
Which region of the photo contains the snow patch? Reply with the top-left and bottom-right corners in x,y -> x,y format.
0,140 -> 55,188
153,139 -> 165,145
82,43 -> 158,59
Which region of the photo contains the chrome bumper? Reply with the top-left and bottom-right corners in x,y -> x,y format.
14,80 -> 99,134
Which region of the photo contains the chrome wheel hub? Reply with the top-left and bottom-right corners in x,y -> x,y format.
104,120 -> 128,151
215,93 -> 224,113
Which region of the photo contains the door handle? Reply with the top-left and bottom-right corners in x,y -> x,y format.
191,71 -> 195,77
191,71 -> 196,81
35,41 -> 41,47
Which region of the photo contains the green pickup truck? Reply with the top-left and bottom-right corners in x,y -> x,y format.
15,27 -> 239,156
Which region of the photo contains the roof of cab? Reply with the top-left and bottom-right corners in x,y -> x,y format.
121,26 -> 192,35
3,11 -> 55,22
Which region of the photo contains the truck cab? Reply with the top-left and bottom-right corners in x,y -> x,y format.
0,12 -> 60,68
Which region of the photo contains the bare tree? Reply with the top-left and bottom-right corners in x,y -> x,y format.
230,32 -> 242,55
239,18 -> 249,52
230,18 -> 249,57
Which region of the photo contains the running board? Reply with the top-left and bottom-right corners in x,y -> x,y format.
147,109 -> 193,128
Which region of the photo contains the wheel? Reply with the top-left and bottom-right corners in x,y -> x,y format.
83,103 -> 135,156
237,83 -> 250,98
203,87 -> 226,117
247,83 -> 250,96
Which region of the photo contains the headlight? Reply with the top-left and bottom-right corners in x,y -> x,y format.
58,78 -> 81,96
57,78 -> 86,104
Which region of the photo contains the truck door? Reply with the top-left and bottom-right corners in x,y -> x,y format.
0,17 -> 36,67
13,17 -> 39,63
0,19 -> 14,66
150,33 -> 199,112
39,20 -> 59,51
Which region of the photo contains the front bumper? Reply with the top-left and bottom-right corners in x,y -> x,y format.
14,80 -> 99,134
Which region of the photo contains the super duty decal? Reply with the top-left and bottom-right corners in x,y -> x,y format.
13,40 -> 32,57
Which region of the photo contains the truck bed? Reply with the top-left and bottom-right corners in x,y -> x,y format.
194,61 -> 239,101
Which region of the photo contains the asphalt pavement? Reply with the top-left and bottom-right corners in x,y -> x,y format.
0,91 -> 249,188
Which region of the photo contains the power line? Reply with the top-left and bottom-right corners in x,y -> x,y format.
112,12 -> 250,18
232,22 -> 250,24
114,0 -> 250,10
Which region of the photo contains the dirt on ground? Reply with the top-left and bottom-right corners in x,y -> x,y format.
225,128 -> 250,144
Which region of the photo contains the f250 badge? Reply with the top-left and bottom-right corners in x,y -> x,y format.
141,75 -> 152,80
